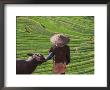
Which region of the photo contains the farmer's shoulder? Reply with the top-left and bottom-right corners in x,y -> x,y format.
49,45 -> 57,52
65,45 -> 70,49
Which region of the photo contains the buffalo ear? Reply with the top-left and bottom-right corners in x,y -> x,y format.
27,53 -> 33,56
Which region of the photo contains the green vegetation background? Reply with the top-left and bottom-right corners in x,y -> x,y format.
16,16 -> 94,74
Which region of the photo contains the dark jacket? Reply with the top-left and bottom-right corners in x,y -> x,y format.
46,45 -> 70,65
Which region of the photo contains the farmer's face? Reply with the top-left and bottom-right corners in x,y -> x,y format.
55,43 -> 64,47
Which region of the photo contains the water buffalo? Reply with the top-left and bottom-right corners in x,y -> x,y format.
16,53 -> 46,74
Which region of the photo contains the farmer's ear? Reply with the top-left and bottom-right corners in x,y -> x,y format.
66,36 -> 70,42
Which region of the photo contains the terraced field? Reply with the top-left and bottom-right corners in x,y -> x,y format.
16,16 -> 94,74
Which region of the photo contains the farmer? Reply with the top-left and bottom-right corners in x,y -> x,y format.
45,33 -> 70,74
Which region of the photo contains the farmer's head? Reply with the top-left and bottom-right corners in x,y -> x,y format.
50,34 -> 70,47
